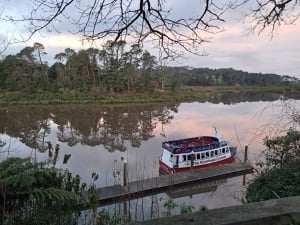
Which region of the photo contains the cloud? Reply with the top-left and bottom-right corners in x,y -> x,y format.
169,19 -> 300,78
38,33 -> 86,49
1,1 -> 300,78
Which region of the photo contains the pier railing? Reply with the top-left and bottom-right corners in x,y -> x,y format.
125,196 -> 300,225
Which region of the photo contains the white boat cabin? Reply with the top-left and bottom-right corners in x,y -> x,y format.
161,144 -> 232,169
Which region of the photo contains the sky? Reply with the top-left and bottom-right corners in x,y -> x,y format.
1,0 -> 300,78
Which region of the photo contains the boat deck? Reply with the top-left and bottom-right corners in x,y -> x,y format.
78,162 -> 253,209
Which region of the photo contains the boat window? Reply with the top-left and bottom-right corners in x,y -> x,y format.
197,153 -> 200,159
215,150 -> 218,155
226,147 -> 229,153
210,151 -> 214,157
183,155 -> 187,161
201,153 -> 205,159
206,152 -> 209,158
222,148 -> 225,154
170,154 -> 173,158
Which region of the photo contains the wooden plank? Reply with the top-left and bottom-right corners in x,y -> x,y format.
78,162 -> 253,209
127,196 -> 300,225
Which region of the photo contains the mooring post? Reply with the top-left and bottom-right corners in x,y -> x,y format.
123,159 -> 128,187
243,145 -> 248,185
121,158 -> 128,218
244,145 -> 248,163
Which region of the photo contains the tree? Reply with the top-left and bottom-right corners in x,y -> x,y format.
33,42 -> 47,65
16,46 -> 35,63
246,101 -> 300,203
264,129 -> 300,168
5,1 -> 299,59
0,55 -> 19,89
246,159 -> 300,202
246,131 -> 300,202
85,47 -> 100,85
123,44 -> 143,92
244,0 -> 300,36
140,50 -> 156,90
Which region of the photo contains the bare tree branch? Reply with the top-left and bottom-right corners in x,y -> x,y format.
2,0 -> 300,57
0,6 -> 10,54
0,34 -> 9,54
244,0 -> 300,37
3,0 -> 231,58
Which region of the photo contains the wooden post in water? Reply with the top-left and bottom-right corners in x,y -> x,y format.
243,145 -> 248,185
244,145 -> 248,163
123,159 -> 128,187
122,159 -> 128,218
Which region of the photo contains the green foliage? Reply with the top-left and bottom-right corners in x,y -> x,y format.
163,198 -> 178,216
175,67 -> 290,87
0,157 -> 83,225
246,159 -> 300,202
179,203 -> 194,214
162,198 -> 196,217
103,69 -> 125,92
96,210 -> 121,225
1,41 -> 298,102
264,129 -> 300,168
246,129 -> 300,203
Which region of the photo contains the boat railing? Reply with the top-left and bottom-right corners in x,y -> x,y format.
163,141 -> 227,154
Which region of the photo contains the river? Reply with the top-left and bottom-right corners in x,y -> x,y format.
0,93 -> 299,220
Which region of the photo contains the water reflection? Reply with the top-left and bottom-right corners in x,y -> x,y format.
209,90 -> 284,104
165,179 -> 227,199
0,93 -> 298,215
0,103 -> 178,153
0,91 -> 289,155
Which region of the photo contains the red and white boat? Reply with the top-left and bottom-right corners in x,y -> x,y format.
159,129 -> 236,174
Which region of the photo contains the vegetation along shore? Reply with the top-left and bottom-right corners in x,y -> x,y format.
0,43 -> 299,105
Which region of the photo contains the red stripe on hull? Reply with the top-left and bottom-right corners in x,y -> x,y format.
159,157 -> 236,174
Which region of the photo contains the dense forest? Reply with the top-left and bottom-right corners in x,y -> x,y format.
0,41 -> 298,94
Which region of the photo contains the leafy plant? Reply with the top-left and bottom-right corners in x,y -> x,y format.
246,159 -> 300,202
179,203 -> 194,214
0,157 -> 83,225
163,198 -> 178,217
264,129 -> 300,168
96,210 -> 121,225
246,129 -> 300,202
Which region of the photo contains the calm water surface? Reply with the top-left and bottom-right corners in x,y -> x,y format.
0,95 -> 299,219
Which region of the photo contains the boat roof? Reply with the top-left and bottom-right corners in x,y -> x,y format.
162,136 -> 226,154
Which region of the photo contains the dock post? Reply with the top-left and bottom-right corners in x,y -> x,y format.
122,159 -> 128,218
244,145 -> 248,163
243,145 -> 248,185
123,159 -> 128,187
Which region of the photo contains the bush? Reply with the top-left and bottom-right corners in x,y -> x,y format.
246,159 -> 300,202
0,158 -> 83,225
246,129 -> 300,203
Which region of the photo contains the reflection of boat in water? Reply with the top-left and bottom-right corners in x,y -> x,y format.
162,175 -> 227,199
159,129 -> 236,174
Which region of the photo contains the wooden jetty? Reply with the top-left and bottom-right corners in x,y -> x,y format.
78,162 -> 253,209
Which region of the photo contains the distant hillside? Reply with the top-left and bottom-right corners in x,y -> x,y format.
165,67 -> 299,86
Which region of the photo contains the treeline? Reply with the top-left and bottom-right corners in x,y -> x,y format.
0,41 -> 164,94
169,67 -> 299,86
0,41 -> 298,94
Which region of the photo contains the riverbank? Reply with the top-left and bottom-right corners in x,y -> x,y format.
0,85 -> 299,106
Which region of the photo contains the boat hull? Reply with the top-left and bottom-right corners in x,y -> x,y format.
159,155 -> 236,174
